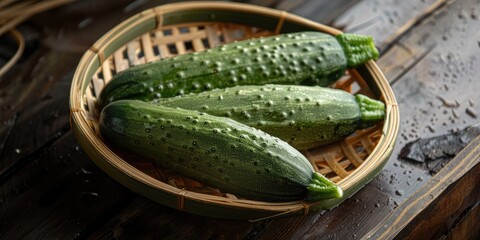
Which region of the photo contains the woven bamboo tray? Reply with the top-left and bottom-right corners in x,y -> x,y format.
70,2 -> 399,220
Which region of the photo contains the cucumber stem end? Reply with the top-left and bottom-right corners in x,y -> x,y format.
306,172 -> 343,202
355,94 -> 386,128
336,33 -> 379,68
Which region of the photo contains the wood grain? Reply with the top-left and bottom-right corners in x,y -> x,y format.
365,135 -> 480,239
0,132 -> 134,239
444,202 -> 480,240
333,0 -> 448,52
278,0 -> 359,25
0,0 -> 479,239
89,197 -> 264,240
0,50 -> 75,173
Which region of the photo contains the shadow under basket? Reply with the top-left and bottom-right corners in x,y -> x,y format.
69,2 -> 399,221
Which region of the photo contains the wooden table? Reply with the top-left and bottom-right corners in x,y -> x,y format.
1,0 -> 479,239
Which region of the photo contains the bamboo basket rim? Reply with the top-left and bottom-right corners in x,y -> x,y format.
70,1 -> 400,220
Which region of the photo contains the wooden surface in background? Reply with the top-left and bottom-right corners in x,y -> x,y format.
0,0 -> 479,239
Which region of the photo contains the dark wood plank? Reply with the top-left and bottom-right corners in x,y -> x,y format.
333,0 -> 448,51
365,135 -> 480,239
276,0 -> 359,25
0,49 -> 75,172
89,197 -> 263,240
0,0 -> 183,180
444,202 -> 480,240
0,132 -> 134,239
384,0 -> 480,147
299,0 -> 480,238
0,0 -> 130,174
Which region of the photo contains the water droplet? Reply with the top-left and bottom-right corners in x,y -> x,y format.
176,71 -> 185,78
395,190 -> 404,196
79,192 -> 100,207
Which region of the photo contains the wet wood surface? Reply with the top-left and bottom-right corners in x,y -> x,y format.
0,0 -> 479,239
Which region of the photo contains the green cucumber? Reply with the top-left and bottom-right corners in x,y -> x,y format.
99,100 -> 343,202
152,85 -> 385,150
98,31 -> 378,109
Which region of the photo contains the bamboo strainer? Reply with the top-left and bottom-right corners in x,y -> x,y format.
70,2 -> 399,220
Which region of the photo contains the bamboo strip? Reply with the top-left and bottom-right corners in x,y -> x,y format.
140,33 -> 156,62
0,29 -> 24,78
0,0 -> 74,36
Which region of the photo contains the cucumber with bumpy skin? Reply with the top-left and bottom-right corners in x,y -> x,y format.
99,100 -> 343,202
153,85 -> 385,150
98,32 -> 378,109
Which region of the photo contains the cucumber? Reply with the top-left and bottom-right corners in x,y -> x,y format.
152,85 -> 385,150
98,32 -> 378,109
99,100 -> 343,202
